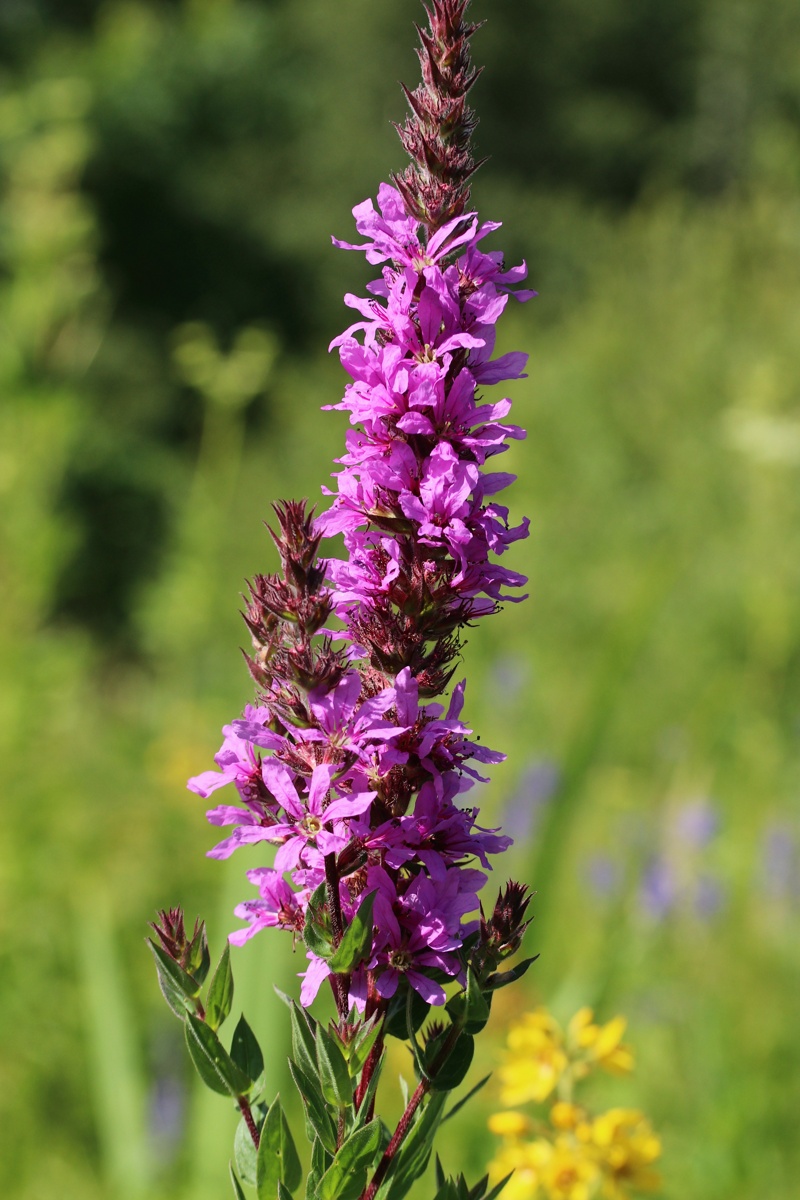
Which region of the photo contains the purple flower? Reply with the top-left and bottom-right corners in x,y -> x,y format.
184,4 -> 533,1015
229,869 -> 306,945
674,798 -> 719,848
640,855 -> 677,920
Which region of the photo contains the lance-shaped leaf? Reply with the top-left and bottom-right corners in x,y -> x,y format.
379,1092 -> 447,1200
485,956 -> 538,991
354,1051 -> 384,1126
234,1112 -> 262,1187
184,1014 -> 253,1097
147,939 -> 200,1019
257,1096 -> 303,1199
289,1060 -> 338,1155
307,1136 -> 333,1200
317,1119 -> 382,1200
206,944 -> 234,1031
442,1074 -> 491,1124
326,890 -> 377,974
290,1001 -> 319,1082
479,1173 -> 513,1200
316,1024 -> 352,1109
385,982 -> 429,1040
231,1013 -> 265,1088
230,1162 -> 248,1200
303,883 -> 333,960
446,969 -> 490,1035
426,1032 -> 474,1093
349,1016 -> 382,1078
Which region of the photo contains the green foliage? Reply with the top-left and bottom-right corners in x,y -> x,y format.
326,890 -> 378,974
184,1015 -> 253,1099
205,945 -> 235,1032
257,1098 -> 303,1200
4,3 -> 800,1200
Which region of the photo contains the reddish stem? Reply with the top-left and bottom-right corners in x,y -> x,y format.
359,1018 -> 465,1200
360,1078 -> 429,1200
324,852 -> 350,1019
239,1096 -> 260,1149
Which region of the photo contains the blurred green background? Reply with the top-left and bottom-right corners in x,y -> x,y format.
2,0 -> 800,1196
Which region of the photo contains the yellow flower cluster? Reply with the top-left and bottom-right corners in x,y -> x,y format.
488,1008 -> 661,1200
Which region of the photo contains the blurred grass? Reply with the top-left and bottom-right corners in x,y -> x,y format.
2,3 -> 800,1199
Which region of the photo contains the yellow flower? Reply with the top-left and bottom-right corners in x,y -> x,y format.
500,1009 -> 568,1104
489,1110 -> 532,1138
590,1109 -> 662,1197
489,1137 -> 553,1200
568,1009 -> 634,1078
550,1103 -> 587,1133
539,1138 -> 602,1200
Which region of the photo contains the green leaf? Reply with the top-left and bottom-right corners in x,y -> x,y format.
427,1033 -> 474,1092
230,1162 -> 248,1200
303,883 -> 333,961
447,970 -> 490,1036
290,1001 -> 319,1082
385,982 -> 430,1040
349,1017 -> 382,1078
379,1093 -> 447,1200
147,939 -> 199,1019
317,1120 -> 382,1200
231,1014 -> 266,1087
184,1014 -> 253,1097
485,956 -> 538,991
289,1060 -> 337,1154
316,1025 -> 352,1109
234,1113 -> 260,1187
187,921 -> 211,985
206,944 -> 234,1031
257,1097 -> 302,1199
442,1074 -> 491,1124
354,1051 -> 384,1125
464,969 -> 490,1033
307,1136 -> 333,1200
482,1174 -> 513,1200
326,890 -> 377,974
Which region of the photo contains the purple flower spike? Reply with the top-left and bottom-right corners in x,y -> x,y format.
185,0 -> 534,1018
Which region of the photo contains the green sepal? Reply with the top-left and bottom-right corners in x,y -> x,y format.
289,1060 -> 338,1154
316,1024 -> 352,1109
290,1001 -> 319,1082
187,921 -> 211,985
485,956 -> 538,991
348,1016 -> 382,1079
257,1096 -> 303,1199
230,1162 -> 248,1200
184,1013 -> 253,1097
206,944 -> 234,1031
446,969 -> 490,1035
234,1110 -> 264,1188
303,883 -> 333,960
385,982 -> 429,1040
326,890 -> 377,974
231,1014 -> 266,1089
442,1074 -> 491,1124
424,1031 -> 474,1092
317,1119 -> 382,1200
147,939 -> 200,1019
